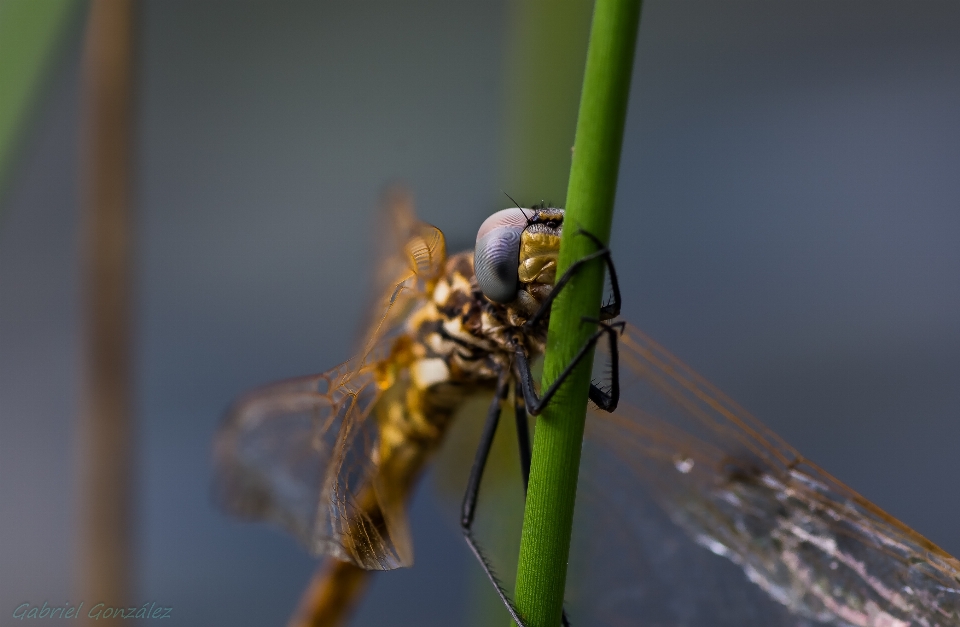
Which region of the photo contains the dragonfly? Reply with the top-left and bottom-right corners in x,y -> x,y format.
212,190 -> 960,627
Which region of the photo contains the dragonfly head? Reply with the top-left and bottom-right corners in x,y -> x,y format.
475,206 -> 563,311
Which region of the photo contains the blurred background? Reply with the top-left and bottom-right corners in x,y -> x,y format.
1,1 -> 958,625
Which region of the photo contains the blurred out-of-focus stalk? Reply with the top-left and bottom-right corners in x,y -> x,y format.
75,0 -> 135,613
0,0 -> 78,214
497,0 -> 593,209
467,2 -> 592,627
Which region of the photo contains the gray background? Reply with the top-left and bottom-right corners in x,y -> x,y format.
2,1 -> 958,625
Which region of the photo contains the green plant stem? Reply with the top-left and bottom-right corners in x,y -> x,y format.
470,3 -> 592,627
513,1 -> 642,626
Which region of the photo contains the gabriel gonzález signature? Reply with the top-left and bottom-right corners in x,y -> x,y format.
12,601 -> 172,620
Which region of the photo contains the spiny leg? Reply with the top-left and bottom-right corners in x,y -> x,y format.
524,230 -> 622,330
515,320 -> 625,416
460,368 -> 529,627
583,316 -> 622,412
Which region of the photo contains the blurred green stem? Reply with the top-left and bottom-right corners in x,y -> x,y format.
0,0 -> 78,213
499,0 -> 593,207
513,1 -> 642,625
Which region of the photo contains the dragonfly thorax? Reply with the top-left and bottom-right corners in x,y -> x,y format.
407,250 -> 549,388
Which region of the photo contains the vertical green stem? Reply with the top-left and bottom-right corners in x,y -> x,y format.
471,3 -> 591,626
514,1 -> 642,626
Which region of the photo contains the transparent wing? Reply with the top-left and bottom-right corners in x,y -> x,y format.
213,195 -> 447,571
356,186 -> 447,366
571,323 -> 960,627
213,361 -> 414,569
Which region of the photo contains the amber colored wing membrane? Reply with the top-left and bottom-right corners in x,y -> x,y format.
212,362 -> 414,569
355,187 -> 446,371
571,323 -> 960,627
213,197 -> 447,571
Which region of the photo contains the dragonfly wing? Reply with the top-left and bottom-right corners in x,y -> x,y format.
213,196 -> 444,571
357,187 -> 447,364
213,361 -> 413,570
371,186 -> 447,291
574,323 -> 960,626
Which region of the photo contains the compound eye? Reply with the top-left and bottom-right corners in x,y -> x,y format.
475,209 -> 529,303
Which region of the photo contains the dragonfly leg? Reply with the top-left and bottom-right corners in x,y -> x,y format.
515,319 -> 625,416
524,229 -> 622,330
460,369 -> 572,627
583,316 -> 622,412
460,369 -> 531,627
